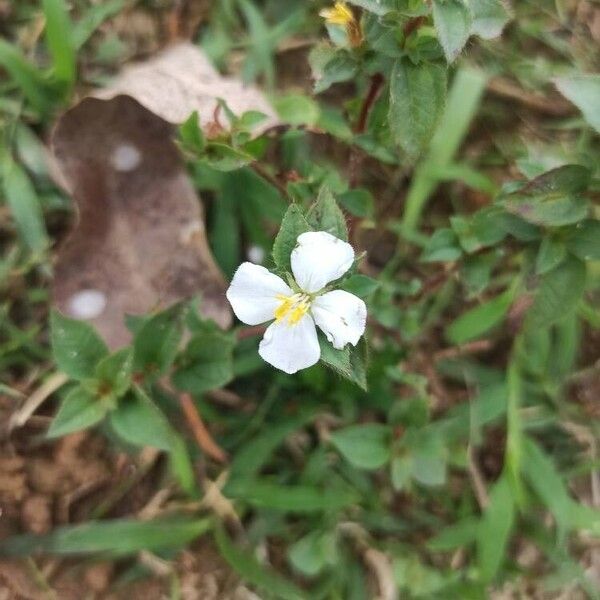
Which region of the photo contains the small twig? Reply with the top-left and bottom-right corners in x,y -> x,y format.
8,372 -> 69,432
236,325 -> 266,341
206,388 -> 246,409
91,448 -> 160,519
339,523 -> 397,600
138,550 -> 173,577
179,392 -> 228,463
433,340 -> 493,362
487,77 -> 574,116
57,477 -> 110,523
354,73 -> 384,135
467,445 -> 489,510
138,487 -> 174,520
363,548 -> 397,600
200,471 -> 243,534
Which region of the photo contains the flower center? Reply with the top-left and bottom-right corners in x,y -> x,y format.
274,293 -> 311,326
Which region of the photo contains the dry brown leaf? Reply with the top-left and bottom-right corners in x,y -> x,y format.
93,42 -> 278,130
51,95 -> 231,348
50,43 -> 280,348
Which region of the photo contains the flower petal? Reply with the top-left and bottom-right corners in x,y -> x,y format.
226,262 -> 292,325
291,231 -> 354,293
311,290 -> 366,349
259,314 -> 320,374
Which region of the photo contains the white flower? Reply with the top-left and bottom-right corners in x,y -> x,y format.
226,231 -> 367,374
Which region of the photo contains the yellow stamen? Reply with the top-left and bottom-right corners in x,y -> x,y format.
319,2 -> 363,47
274,293 -> 311,326
320,2 -> 354,26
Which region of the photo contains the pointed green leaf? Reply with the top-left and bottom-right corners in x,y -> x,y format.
566,220 -> 600,261
1,155 -> 49,255
307,185 -> 348,241
272,204 -> 311,272
0,517 -> 210,557
133,303 -> 185,379
173,330 -> 234,394
477,475 -> 515,581
446,287 -> 514,344
47,385 -> 109,438
50,311 -> 109,380
330,423 -> 390,469
433,0 -> 472,62
527,256 -> 586,329
110,387 -> 174,451
389,60 -> 447,159
555,74 -> 600,133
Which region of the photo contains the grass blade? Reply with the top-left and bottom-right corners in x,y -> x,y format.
42,0 -> 76,86
1,153 -> 49,255
402,67 -> 487,232
0,518 -> 211,557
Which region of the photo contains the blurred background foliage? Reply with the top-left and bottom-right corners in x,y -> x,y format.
0,0 -> 600,598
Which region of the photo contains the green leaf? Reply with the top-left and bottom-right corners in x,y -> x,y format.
450,207 -> 506,253
427,517 -> 479,551
133,304 -> 185,379
330,423 -> 390,469
421,228 -> 463,262
467,0 -> 510,39
94,348 -> 133,399
0,39 -> 54,113
338,188 -> 374,218
307,185 -> 348,241
204,143 -> 254,171
391,455 -> 413,491
555,74 -> 600,133
433,0 -> 472,62
173,330 -> 234,394
389,59 -> 447,159
0,517 -> 210,557
109,388 -> 174,451
310,45 -> 358,94
411,435 -> 447,486
535,236 -> 566,275
477,475 -> 515,582
179,111 -> 205,153
1,155 -> 49,255
50,311 -> 109,380
273,94 -> 320,126
402,66 -> 487,231
229,409 -> 316,478
521,438 -> 571,538
288,531 -> 337,577
527,256 -> 586,329
341,274 -> 380,298
502,165 -> 591,227
47,385 -> 109,438
224,479 -> 358,512
215,526 -> 307,600
169,435 -> 197,496
42,0 -> 76,86
319,336 -> 368,391
565,220 -> 600,261
446,287 -> 514,344
272,204 -> 311,273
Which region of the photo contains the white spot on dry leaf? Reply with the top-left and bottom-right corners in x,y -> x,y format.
111,143 -> 141,171
180,220 -> 204,244
68,289 -> 107,319
247,245 -> 265,264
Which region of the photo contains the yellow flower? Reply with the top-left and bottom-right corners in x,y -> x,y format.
319,2 -> 355,26
319,2 -> 363,47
